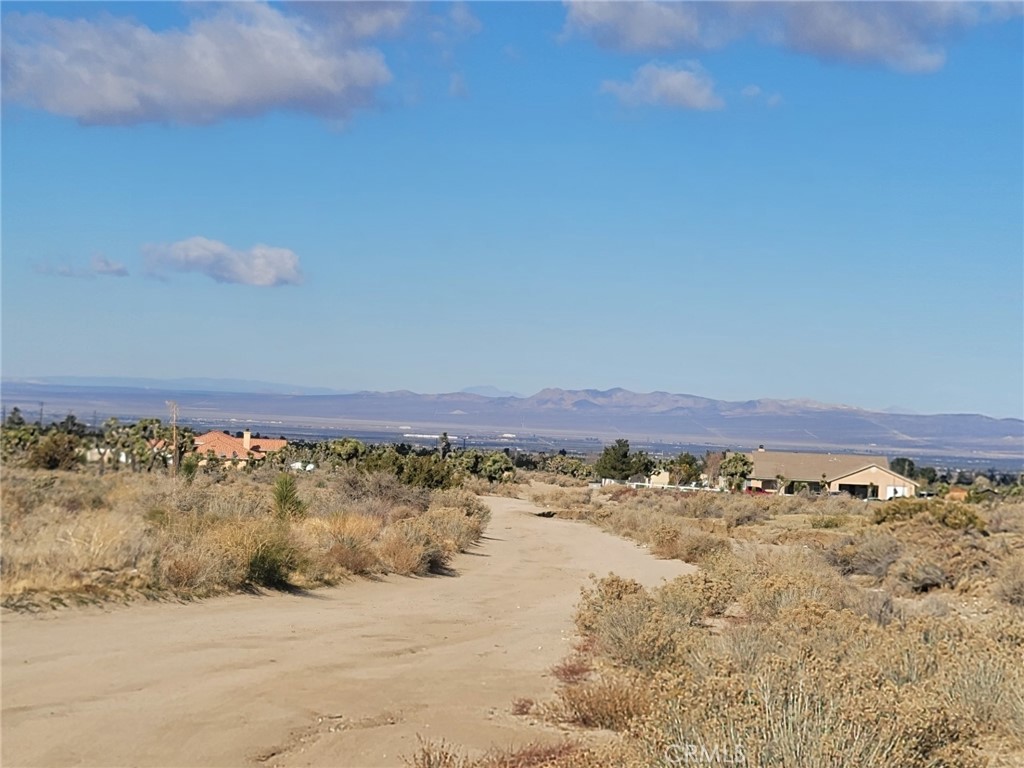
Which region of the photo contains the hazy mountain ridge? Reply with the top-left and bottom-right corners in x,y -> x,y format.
1,381 -> 1020,459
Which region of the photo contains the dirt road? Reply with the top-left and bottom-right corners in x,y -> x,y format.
2,496 -> 691,768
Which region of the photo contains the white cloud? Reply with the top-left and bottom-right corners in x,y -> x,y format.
90,256 -> 130,277
37,255 -> 129,279
741,83 -> 782,108
565,1 -> 704,51
449,3 -> 483,37
1,3 -> 392,125
564,1 -> 1016,73
145,237 -> 303,287
288,2 -> 412,41
602,62 -> 723,111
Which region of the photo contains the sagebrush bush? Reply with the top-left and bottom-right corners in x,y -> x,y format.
825,532 -> 902,579
551,673 -> 652,730
403,737 -> 581,768
810,514 -> 846,529
994,557 -> 1024,606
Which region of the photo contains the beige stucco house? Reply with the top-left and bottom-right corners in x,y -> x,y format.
737,448 -> 917,499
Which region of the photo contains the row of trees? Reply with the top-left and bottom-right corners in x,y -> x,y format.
1,413 -> 705,489
9,410 -> 1012,496
891,457 -> 1020,488
1,408 -> 194,473
592,439 -> 712,486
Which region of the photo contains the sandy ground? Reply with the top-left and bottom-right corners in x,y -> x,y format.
2,496 -> 691,768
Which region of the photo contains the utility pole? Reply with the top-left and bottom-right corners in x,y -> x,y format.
166,400 -> 179,477
39,402 -> 45,427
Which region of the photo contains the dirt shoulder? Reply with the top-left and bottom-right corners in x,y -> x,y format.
1,496 -> 691,768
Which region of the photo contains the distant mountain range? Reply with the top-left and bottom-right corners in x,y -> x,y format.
2,379 -> 1021,461
5,376 -> 350,396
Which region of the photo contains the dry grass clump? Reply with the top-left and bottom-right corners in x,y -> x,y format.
529,486 -> 594,519
656,529 -> 731,563
986,503 -> 1024,534
297,513 -> 384,579
549,672 -> 653,730
404,737 -> 581,768
825,531 -> 902,579
722,499 -> 771,529
156,514 -> 305,593
1,467 -> 492,609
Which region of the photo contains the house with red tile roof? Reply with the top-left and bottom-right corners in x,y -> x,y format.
193,429 -> 287,466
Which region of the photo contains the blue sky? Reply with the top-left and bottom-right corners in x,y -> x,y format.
2,1 -> 1022,418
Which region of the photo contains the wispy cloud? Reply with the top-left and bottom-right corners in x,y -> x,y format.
565,2 -> 705,51
144,237 -> 303,287
602,62 -> 723,111
565,1 -> 1017,73
449,72 -> 469,99
1,3 -> 392,125
37,255 -> 129,279
288,2 -> 413,41
742,83 -> 782,108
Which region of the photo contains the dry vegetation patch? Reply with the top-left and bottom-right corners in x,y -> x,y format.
508,490 -> 1024,767
1,467 -> 492,609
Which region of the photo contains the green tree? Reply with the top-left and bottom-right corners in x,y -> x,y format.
329,437 -> 367,466
4,407 -> 27,428
595,439 -> 633,481
54,413 -> 87,437
720,453 -> 754,492
1,409 -> 40,465
544,453 -> 590,479
481,451 -> 515,483
671,452 -> 703,485
629,450 -> 655,479
891,457 -> 916,479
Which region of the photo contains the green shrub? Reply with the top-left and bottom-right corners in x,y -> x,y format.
244,522 -> 304,588
272,473 -> 306,519
928,503 -> 985,532
873,498 -> 922,524
26,433 -> 81,471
